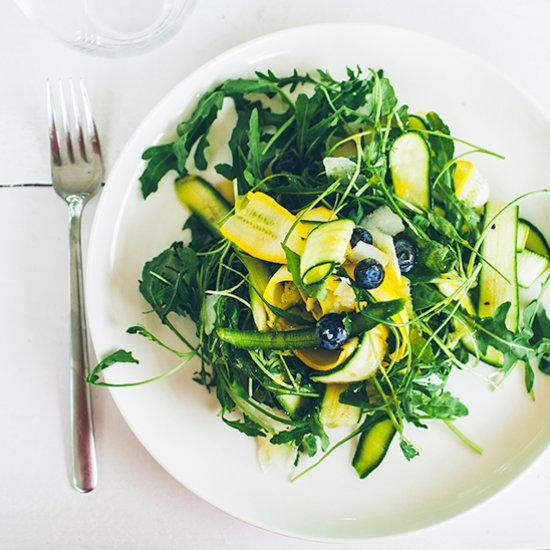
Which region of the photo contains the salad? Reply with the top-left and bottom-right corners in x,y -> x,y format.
90,68 -> 550,479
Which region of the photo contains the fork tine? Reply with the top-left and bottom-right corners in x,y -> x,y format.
47,80 -> 62,167
79,80 -> 102,158
69,79 -> 88,163
58,80 -> 75,164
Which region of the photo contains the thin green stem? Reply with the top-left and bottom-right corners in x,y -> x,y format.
444,420 -> 483,454
291,426 -> 363,482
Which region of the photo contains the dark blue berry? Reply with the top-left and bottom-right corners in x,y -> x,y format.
350,227 -> 373,247
272,152 -> 301,174
354,258 -> 385,289
316,314 -> 349,350
394,238 -> 416,273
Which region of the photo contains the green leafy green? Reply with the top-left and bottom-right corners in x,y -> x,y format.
409,238 -> 457,281
174,91 -> 225,173
413,391 -> 469,419
270,413 -> 329,461
363,75 -> 398,122
399,437 -> 420,461
139,242 -> 201,324
222,416 -> 267,437
87,350 -> 139,384
93,67 -> 550,480
246,108 -> 262,180
139,145 -> 178,199
522,297 -> 550,375
282,242 -> 327,300
466,302 -> 534,371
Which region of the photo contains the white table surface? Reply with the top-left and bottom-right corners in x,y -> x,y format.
1,1 -> 549,548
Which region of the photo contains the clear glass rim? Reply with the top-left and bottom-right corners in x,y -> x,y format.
14,0 -> 197,58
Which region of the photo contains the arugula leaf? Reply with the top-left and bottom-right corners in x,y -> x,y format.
399,437 -> 420,461
215,98 -> 263,192
426,210 -> 468,245
247,108 -> 262,180
183,214 -> 214,250
524,298 -> 550,374
139,242 -> 201,323
417,111 -> 481,240
524,363 -> 535,395
425,111 -> 454,172
214,162 -> 234,181
466,302 -> 535,371
364,76 -> 397,122
87,349 -> 139,384
378,77 -> 398,117
221,78 -> 292,105
295,93 -> 320,157
409,331 -> 436,363
194,133 -> 210,171
127,325 -> 191,357
282,242 -> 327,300
339,382 -> 378,409
420,241 -> 457,274
139,144 -> 178,199
255,68 -> 316,92
408,237 -> 457,282
222,416 -> 266,437
270,413 -> 329,459
414,391 -> 468,419
173,91 -> 225,173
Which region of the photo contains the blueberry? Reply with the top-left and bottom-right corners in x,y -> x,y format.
350,227 -> 373,247
316,314 -> 349,350
354,258 -> 385,289
394,238 -> 416,273
272,152 -> 301,174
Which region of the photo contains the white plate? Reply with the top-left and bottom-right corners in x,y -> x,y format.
86,23 -> 550,541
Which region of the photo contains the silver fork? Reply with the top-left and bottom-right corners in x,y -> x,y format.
47,80 -> 102,493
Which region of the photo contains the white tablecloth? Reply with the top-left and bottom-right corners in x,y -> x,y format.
1,1 -> 549,548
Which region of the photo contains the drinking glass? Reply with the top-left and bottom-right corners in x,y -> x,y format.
15,0 -> 196,57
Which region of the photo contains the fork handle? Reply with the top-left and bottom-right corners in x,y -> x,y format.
68,197 -> 97,493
